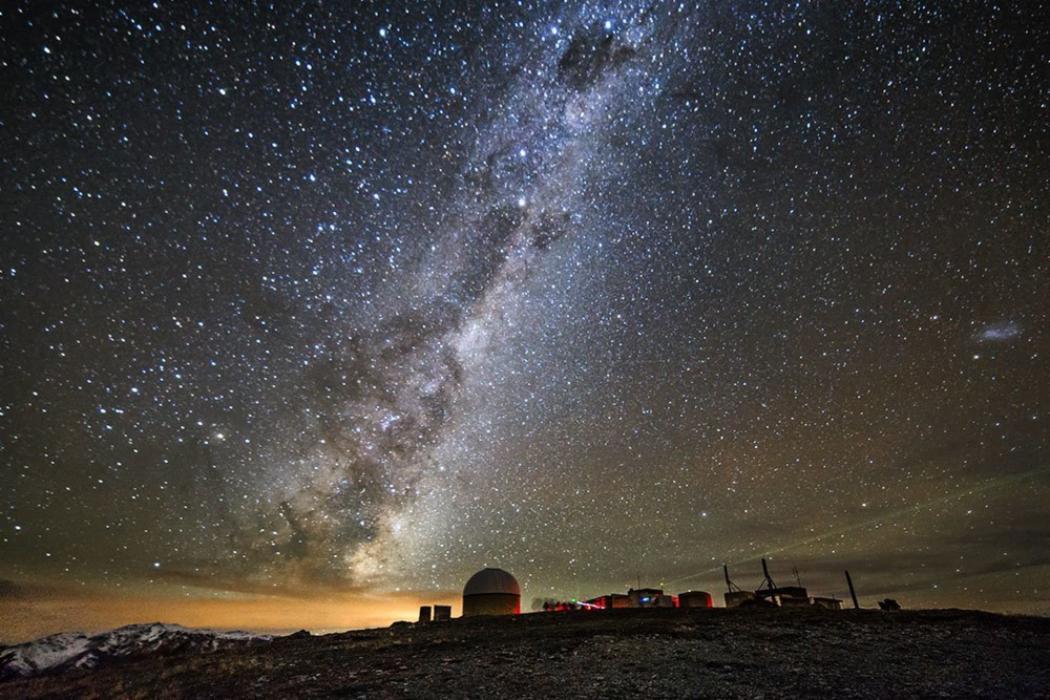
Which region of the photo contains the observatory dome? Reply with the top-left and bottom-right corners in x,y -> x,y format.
462,568 -> 521,616
463,568 -> 521,597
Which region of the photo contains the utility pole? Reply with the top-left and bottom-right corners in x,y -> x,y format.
845,570 -> 861,610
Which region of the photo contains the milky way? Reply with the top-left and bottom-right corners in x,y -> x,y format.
1,0 -> 1048,634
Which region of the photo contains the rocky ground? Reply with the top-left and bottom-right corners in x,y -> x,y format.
2,608 -> 1048,698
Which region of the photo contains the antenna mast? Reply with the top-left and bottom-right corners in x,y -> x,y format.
723,563 -> 742,592
760,558 -> 777,593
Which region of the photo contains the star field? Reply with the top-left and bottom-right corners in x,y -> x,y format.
1,1 -> 1048,638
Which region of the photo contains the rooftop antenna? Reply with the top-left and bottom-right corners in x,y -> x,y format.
760,558 -> 777,593
723,563 -> 742,592
793,566 -> 802,588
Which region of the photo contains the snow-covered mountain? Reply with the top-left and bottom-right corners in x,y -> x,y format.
0,623 -> 271,680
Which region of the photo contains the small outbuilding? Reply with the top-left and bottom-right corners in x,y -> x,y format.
677,591 -> 714,608
586,593 -> 631,609
462,568 -> 521,616
627,587 -> 666,607
724,590 -> 757,607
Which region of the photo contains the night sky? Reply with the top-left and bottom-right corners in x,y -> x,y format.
1,1 -> 1048,641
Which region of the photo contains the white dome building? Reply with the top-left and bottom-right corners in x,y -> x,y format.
462,568 -> 521,616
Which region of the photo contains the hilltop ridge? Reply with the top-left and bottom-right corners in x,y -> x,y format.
2,608 -> 1048,698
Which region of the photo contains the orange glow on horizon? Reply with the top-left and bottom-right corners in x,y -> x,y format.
0,589 -> 459,645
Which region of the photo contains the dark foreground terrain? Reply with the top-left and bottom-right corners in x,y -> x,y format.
3,608 -> 1049,699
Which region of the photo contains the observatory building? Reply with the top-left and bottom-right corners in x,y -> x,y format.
462,568 -> 521,616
